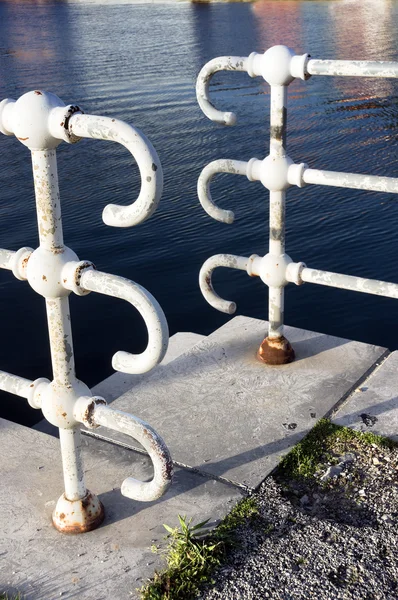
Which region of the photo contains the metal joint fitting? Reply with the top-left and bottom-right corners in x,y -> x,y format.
73,395 -> 107,429
0,91 -> 74,150
290,53 -> 312,81
26,377 -> 50,409
286,261 -> 307,286
0,98 -> 15,135
246,254 -> 260,277
62,260 -> 95,296
287,162 -> 308,188
49,104 -> 83,144
250,155 -> 294,191
26,246 -> 79,298
10,246 -> 33,281
247,46 -> 310,86
258,253 -> 292,288
40,379 -> 92,429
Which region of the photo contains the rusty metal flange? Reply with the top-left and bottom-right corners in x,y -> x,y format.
52,490 -> 105,534
257,335 -> 295,365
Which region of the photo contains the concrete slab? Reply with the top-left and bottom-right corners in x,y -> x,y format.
91,316 -> 386,489
33,331 -> 205,436
92,331 -> 205,402
0,418 -> 243,600
332,351 -> 398,441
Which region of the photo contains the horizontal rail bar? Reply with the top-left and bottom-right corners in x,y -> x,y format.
0,249 -> 15,270
0,370 -> 33,399
306,59 -> 398,78
301,268 -> 398,299
302,169 -> 398,194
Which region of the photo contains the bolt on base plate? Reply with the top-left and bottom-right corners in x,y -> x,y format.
257,335 -> 295,365
52,490 -> 105,534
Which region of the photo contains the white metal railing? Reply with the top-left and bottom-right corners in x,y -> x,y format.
0,91 -> 172,533
196,45 -> 398,365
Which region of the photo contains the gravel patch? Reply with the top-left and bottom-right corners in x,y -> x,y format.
198,441 -> 398,600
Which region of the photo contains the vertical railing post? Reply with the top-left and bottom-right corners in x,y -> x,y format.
257,83 -> 295,364
0,90 -> 173,533
196,46 -> 309,364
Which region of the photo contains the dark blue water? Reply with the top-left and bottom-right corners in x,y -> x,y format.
0,0 -> 397,426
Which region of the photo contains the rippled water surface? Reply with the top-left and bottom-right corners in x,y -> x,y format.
0,0 -> 397,425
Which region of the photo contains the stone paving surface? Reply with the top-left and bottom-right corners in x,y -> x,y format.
333,350 -> 398,442
93,316 -> 386,489
0,419 -> 242,600
1,317 -> 391,599
33,331 -> 205,437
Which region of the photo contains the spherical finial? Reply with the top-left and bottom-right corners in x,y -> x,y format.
9,90 -> 66,150
261,45 -> 296,86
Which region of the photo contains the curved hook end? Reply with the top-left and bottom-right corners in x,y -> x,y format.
224,111 -> 237,126
102,204 -> 121,228
111,345 -> 167,375
221,209 -> 235,225
112,351 -> 133,373
121,473 -> 172,502
90,404 -> 173,503
102,202 -> 156,228
225,301 -> 237,315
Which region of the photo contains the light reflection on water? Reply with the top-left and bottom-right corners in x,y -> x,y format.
0,0 -> 397,425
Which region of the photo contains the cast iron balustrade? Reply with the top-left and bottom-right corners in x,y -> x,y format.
0,91 -> 172,533
196,46 -> 398,365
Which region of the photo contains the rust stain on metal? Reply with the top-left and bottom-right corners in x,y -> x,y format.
257,335 -> 295,365
81,494 -> 91,509
53,494 -> 105,534
270,125 -> 284,142
162,456 -> 174,480
84,400 -> 97,428
64,105 -> 81,131
83,398 -> 106,428
75,261 -> 94,288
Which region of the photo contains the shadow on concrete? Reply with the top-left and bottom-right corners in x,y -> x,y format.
333,395 -> 398,441
92,426 -> 312,528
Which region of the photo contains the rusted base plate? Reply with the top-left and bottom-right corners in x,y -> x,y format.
52,490 -> 105,534
257,335 -> 295,365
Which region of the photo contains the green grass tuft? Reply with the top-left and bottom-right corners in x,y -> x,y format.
278,418 -> 397,479
217,495 -> 259,537
140,496 -> 260,600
